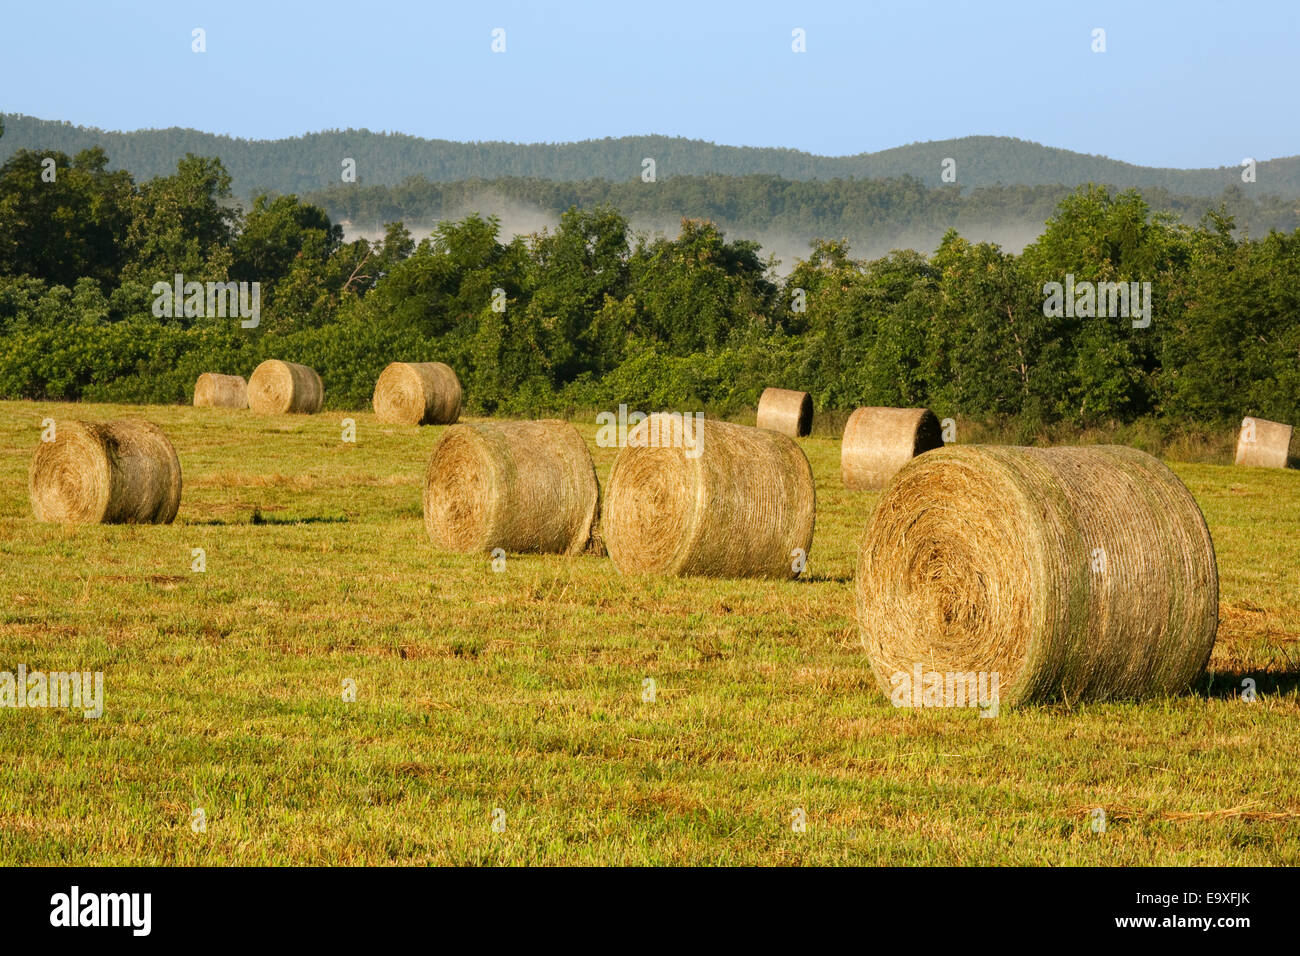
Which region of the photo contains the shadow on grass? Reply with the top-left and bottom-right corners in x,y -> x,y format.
798,572 -> 853,584
187,508 -> 350,526
1200,669 -> 1300,699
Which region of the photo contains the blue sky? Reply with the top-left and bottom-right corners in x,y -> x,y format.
2,0 -> 1296,167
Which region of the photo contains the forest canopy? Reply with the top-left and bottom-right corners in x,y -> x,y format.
1,138 -> 1297,429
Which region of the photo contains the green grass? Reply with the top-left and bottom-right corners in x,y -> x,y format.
1,399 -> 1298,865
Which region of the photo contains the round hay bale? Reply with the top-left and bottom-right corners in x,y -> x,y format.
247,360 -> 323,414
756,387 -> 813,438
423,419 -> 598,555
842,406 -> 944,491
193,372 -> 248,409
857,445 -> 1218,708
30,419 -> 182,524
1235,416 -> 1293,468
604,415 -> 816,578
373,361 -> 462,425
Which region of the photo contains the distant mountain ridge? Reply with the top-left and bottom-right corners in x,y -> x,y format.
4,113 -> 1299,200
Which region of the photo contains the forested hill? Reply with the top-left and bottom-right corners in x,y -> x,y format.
5,113 -> 1299,200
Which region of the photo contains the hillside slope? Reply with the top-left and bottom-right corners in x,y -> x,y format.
4,114 -> 1297,200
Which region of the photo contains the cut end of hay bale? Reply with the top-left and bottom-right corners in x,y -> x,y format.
423,419 -> 598,555
841,406 -> 944,491
29,419 -> 182,524
373,361 -> 462,426
603,414 -> 815,578
856,444 -> 1218,708
248,360 -> 323,415
193,372 -> 248,409
756,387 -> 813,438
1234,416 -> 1293,469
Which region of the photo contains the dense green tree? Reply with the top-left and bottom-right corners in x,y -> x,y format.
1019,187 -> 1188,423
1161,228 -> 1300,421
779,240 -> 938,409
232,194 -> 340,283
0,148 -> 134,288
626,218 -> 776,354
523,205 -> 631,377
229,193 -> 346,329
364,214 -> 526,342
926,232 -> 1041,419
121,154 -> 238,289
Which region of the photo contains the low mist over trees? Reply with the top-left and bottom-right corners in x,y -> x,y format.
308,174 -> 1300,254
0,140 -> 1297,428
7,115 -> 1299,258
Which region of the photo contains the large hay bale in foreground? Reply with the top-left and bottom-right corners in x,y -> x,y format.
423,420 -> 598,555
30,420 -> 182,524
604,415 -> 816,578
756,387 -> 813,438
247,360 -> 323,414
842,406 -> 944,490
1235,416 -> 1293,468
857,445 -> 1218,708
193,372 -> 248,409
373,361 -> 462,425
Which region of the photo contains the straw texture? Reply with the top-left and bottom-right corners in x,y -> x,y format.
373,361 -> 462,425
1234,417 -> 1292,468
30,419 -> 182,524
423,419 -> 598,554
603,415 -> 816,578
247,360 -> 323,414
756,387 -> 813,438
856,444 -> 1218,707
193,373 -> 248,409
841,407 -> 944,491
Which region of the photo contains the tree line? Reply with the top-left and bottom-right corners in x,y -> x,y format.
309,174 -> 1300,255
1,141 -> 1297,430
5,114 -> 1298,199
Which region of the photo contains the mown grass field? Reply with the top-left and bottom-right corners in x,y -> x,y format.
1,399 -> 1298,865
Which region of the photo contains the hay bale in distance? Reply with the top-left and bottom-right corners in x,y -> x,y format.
193,372 -> 248,409
373,361 -> 462,425
247,360 -> 323,414
604,415 -> 816,578
856,445 -> 1218,708
756,387 -> 813,438
423,419 -> 598,555
30,419 -> 182,524
1235,416 -> 1293,468
841,406 -> 944,491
